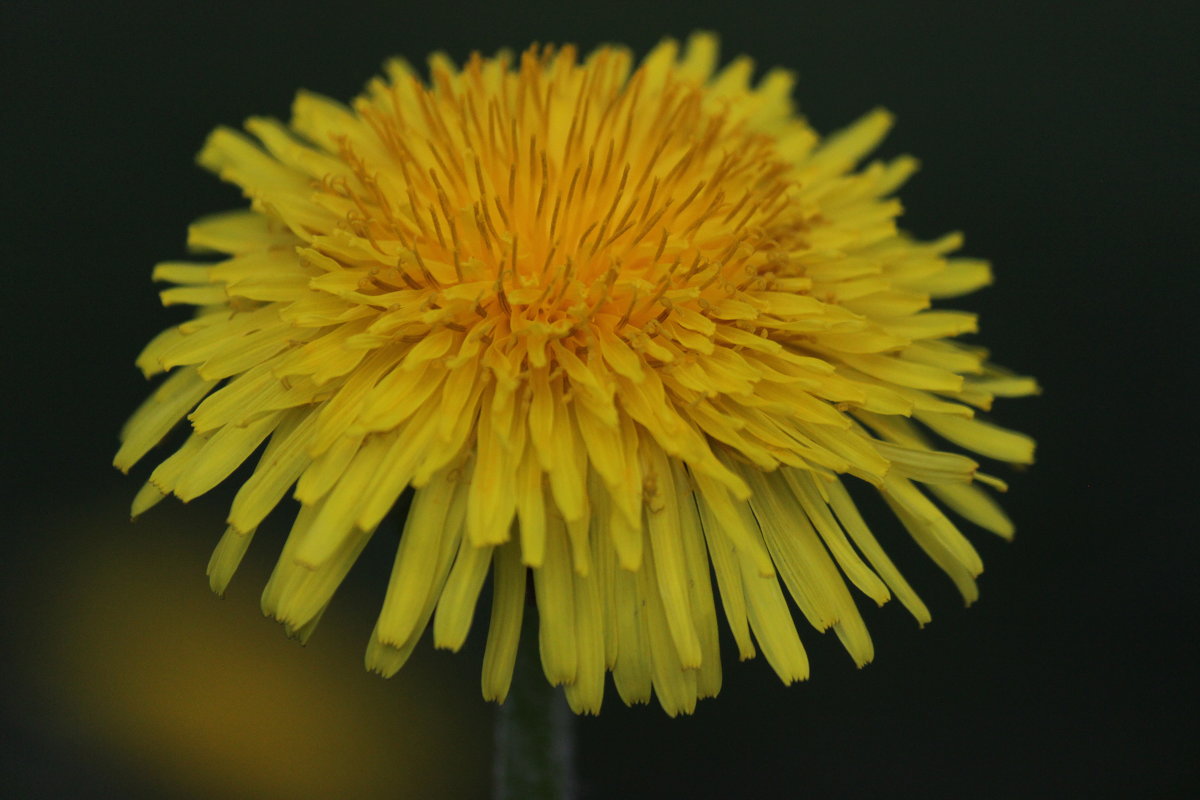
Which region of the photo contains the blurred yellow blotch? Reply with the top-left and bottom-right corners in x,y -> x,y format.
19,498 -> 487,799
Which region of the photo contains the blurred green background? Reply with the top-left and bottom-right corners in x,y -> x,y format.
4,1 -> 1194,797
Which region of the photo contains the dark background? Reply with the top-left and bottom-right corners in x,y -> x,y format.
4,1 -> 1195,797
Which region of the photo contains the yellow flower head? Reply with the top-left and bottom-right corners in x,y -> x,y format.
117,34 -> 1037,716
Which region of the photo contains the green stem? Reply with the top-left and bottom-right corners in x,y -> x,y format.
493,624 -> 576,800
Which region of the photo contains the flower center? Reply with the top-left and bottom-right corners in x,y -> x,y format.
313,44 -> 811,358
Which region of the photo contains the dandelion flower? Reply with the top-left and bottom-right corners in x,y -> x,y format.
117,34 -> 1037,716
